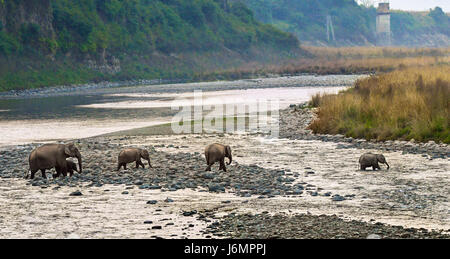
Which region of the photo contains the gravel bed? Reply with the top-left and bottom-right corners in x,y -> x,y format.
0,140 -> 308,197
203,213 -> 450,239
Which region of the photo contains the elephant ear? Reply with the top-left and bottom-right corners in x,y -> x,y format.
376,154 -> 386,163
140,149 -> 149,158
225,145 -> 231,156
64,143 -> 77,157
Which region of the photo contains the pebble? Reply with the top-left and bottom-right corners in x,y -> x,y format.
367,234 -> 382,239
332,195 -> 346,202
69,191 -> 83,196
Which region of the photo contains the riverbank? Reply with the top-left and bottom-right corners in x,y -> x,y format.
280,105 -> 450,158
0,74 -> 364,100
309,65 -> 450,144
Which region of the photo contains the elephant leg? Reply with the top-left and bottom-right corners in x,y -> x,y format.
117,163 -> 122,171
60,166 -> 68,177
205,163 -> 212,171
30,169 -> 38,179
220,159 -> 227,172
54,167 -> 62,178
40,169 -> 46,179
124,163 -> 127,170
360,165 -> 365,171
139,160 -> 145,169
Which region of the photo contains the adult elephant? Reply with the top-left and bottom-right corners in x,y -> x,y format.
205,143 -> 232,172
28,143 -> 82,179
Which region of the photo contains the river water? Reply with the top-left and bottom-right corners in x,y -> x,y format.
0,75 -> 361,147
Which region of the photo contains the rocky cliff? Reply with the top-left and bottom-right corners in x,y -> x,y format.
0,0 -> 55,38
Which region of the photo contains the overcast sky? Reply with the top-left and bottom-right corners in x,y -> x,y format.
368,1 -> 449,12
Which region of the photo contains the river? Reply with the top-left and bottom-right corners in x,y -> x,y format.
0,75 -> 361,147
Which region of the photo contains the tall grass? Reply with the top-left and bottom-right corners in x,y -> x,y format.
303,46 -> 450,59
195,47 -> 450,79
308,65 -> 450,143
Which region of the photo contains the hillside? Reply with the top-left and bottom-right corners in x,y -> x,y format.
244,0 -> 450,47
0,0 -> 300,91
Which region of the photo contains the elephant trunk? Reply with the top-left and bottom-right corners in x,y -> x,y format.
385,162 -> 390,170
227,155 -> 232,165
77,154 -> 82,173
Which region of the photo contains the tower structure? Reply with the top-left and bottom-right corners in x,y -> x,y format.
376,2 -> 391,46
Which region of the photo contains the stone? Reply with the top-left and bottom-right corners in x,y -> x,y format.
367,234 -> 382,239
183,210 -> 197,216
66,233 -> 81,239
69,191 -> 82,196
332,195 -> 345,202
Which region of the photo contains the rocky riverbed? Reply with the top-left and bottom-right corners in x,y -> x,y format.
0,96 -> 449,238
1,128 -> 449,238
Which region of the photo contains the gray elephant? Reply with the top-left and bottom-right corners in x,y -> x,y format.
205,143 -> 232,172
359,153 -> 390,171
28,143 -> 82,179
117,148 -> 152,171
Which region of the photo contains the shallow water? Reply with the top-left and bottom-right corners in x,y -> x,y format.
0,76 -> 353,146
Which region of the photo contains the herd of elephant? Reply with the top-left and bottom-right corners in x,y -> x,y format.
26,142 -> 389,180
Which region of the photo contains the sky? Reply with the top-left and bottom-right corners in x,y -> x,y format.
367,1 -> 450,12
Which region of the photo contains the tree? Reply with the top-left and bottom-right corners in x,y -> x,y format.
357,0 -> 375,8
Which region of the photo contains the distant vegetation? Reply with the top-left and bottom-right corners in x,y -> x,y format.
309,65 -> 450,143
1,0 -> 298,56
193,47 -> 450,80
244,0 -> 450,46
0,0 -> 299,91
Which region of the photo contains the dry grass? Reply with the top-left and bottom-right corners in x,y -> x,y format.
303,46 -> 450,59
195,47 -> 450,80
308,65 -> 450,143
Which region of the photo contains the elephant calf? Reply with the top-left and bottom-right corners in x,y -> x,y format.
66,160 -> 80,177
359,153 -> 390,171
117,148 -> 152,171
205,143 -> 232,172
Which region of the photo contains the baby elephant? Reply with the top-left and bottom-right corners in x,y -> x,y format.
205,143 -> 232,172
117,148 -> 152,171
52,160 -> 79,178
66,160 -> 80,177
359,153 -> 390,171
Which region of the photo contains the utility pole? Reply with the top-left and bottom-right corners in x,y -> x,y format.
326,15 -> 336,43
